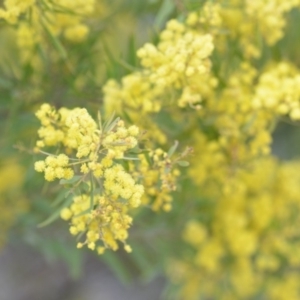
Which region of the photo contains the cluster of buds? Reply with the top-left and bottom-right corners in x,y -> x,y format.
34,104 -> 187,253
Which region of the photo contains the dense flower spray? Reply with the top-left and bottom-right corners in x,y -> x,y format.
34,104 -> 188,253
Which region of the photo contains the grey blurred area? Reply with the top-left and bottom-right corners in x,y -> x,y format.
0,243 -> 165,300
272,121 -> 300,159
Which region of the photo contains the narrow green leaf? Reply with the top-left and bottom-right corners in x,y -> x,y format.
127,34 -> 137,67
97,110 -> 103,132
121,109 -> 133,124
144,151 -> 153,166
42,21 -> 67,60
103,112 -> 116,132
154,0 -> 175,28
66,251 -> 83,279
38,210 -> 61,228
128,147 -> 144,154
129,242 -> 158,282
59,175 -> 81,185
102,40 -> 119,78
81,181 -> 90,193
103,112 -> 114,131
110,141 -> 130,146
102,251 -> 133,286
51,190 -> 68,207
105,117 -> 120,133
59,243 -> 83,279
168,140 -> 179,158
176,160 -> 190,167
120,156 -> 140,161
90,173 -> 94,211
38,196 -> 73,228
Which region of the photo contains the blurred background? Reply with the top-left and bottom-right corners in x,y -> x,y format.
0,244 -> 165,300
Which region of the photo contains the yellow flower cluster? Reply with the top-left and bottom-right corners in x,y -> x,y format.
34,104 -> 145,252
191,61 -> 300,174
35,154 -> 73,182
103,14 -> 217,142
35,103 -> 139,161
0,0 -> 35,24
193,63 -> 273,167
187,0 -> 299,59
46,0 -> 95,42
0,0 -> 94,39
60,176 -> 142,254
104,73 -> 162,114
171,157 -> 300,299
186,2 -> 222,31
253,62 -> 300,120
134,148 -> 181,212
137,19 -> 214,89
103,74 -> 167,143
246,0 -> 299,45
0,0 -> 95,74
34,104 -> 184,253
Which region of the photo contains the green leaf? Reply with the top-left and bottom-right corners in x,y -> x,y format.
103,112 -> 115,129
67,254 -> 83,279
81,181 -> 90,193
176,160 -> 190,167
59,175 -> 81,185
168,140 -> 179,158
59,243 -> 83,279
110,141 -> 130,146
121,109 -> 133,124
102,251 -> 133,286
106,117 -> 120,133
38,196 -> 73,228
102,40 -> 121,79
103,113 -> 120,133
28,234 -> 83,279
47,239 -> 81,277
97,110 -> 103,131
154,0 -> 175,29
129,242 -> 159,282
41,21 -> 67,60
128,146 -> 143,154
90,173 -> 94,211
51,190 -> 68,207
144,151 -> 153,166
120,156 -> 140,161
